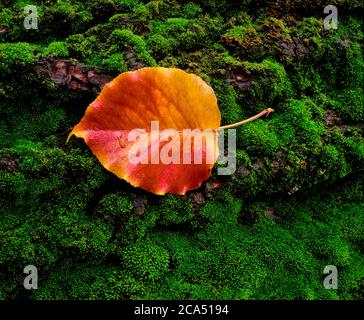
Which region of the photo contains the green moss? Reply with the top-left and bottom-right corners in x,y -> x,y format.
40,0 -> 93,37
318,144 -> 351,182
291,63 -> 324,94
0,7 -> 14,29
146,176 -> 364,299
225,24 -> 253,39
333,88 -> 364,122
181,2 -> 203,18
49,211 -> 114,260
88,52 -> 128,73
235,59 -> 293,112
0,42 -> 35,73
0,0 -> 363,301
143,0 -> 181,19
146,18 -> 207,57
96,192 -> 134,217
109,28 -> 156,66
66,34 -> 99,61
199,190 -> 241,224
120,241 -> 170,281
40,41 -> 69,58
221,15 -> 298,63
256,59 -> 293,103
118,202 -> 160,244
221,18 -> 262,55
295,17 -> 322,40
271,98 -> 324,148
156,194 -> 193,226
31,263 -> 148,300
213,80 -> 243,125
237,120 -> 282,156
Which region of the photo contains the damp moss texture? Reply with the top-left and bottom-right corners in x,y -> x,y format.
0,0 -> 363,300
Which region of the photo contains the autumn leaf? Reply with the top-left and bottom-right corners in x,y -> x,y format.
68,67 -> 273,195
68,67 -> 221,195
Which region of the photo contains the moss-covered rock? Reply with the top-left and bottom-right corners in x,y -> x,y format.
0,0 -> 363,300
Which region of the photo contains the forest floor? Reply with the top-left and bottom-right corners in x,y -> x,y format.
0,0 -> 363,299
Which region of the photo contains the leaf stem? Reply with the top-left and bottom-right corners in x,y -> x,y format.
217,108 -> 274,130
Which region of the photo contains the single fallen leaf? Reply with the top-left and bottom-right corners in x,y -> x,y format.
68,67 -> 220,195
68,67 -> 273,195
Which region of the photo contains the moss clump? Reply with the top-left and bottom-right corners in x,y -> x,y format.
66,33 -> 99,61
0,42 -> 35,73
221,16 -> 299,63
213,80 -> 244,125
181,2 -> 203,18
318,144 -> 351,181
88,52 -> 128,73
199,190 -> 241,224
222,24 -> 262,55
40,41 -> 69,58
146,18 -> 207,57
97,192 -> 134,217
109,28 -> 156,67
333,88 -> 364,122
154,194 -> 194,226
40,1 -> 93,37
270,98 -> 325,148
120,241 -> 170,281
226,59 -> 293,113
236,120 -> 282,157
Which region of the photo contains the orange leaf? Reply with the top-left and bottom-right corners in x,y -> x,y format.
68,67 -> 221,195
